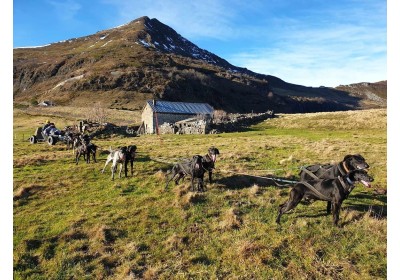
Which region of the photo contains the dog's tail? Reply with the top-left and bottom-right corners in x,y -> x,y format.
105,146 -> 116,154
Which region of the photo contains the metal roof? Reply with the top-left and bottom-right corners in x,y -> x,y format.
146,100 -> 214,115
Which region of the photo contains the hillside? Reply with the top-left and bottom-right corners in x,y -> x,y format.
13,16 -> 386,113
336,81 -> 387,109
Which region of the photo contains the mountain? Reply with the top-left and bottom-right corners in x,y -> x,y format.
335,81 -> 387,109
13,16 -> 387,113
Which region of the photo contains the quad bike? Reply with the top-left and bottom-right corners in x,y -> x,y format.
29,126 -> 71,146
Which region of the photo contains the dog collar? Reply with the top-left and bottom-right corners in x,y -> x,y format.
346,177 -> 354,185
338,176 -> 354,193
343,161 -> 350,173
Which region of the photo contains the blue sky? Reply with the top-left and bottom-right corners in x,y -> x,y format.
13,0 -> 387,87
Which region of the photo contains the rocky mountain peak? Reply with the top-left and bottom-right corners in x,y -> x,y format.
129,17 -> 238,70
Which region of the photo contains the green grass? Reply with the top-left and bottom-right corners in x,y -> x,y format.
13,109 -> 387,279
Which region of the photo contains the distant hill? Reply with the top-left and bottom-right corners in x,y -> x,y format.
335,81 -> 387,109
13,16 -> 387,113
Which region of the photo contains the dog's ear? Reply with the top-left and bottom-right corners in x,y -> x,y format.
354,154 -> 365,160
127,145 -> 137,153
343,154 -> 353,161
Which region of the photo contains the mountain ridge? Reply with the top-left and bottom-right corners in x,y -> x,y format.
13,16 -> 386,113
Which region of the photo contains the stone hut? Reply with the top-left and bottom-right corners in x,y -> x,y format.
139,100 -> 214,134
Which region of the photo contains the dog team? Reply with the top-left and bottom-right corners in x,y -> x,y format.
67,129 -> 373,227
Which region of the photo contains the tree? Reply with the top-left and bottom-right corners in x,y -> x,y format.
86,102 -> 108,123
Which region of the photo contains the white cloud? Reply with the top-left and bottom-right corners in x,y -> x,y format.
230,46 -> 386,87
228,18 -> 386,87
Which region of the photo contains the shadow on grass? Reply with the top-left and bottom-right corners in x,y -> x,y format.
120,185 -> 136,195
343,203 -> 387,218
295,210 -> 330,219
351,192 -> 387,204
135,154 -> 152,163
216,174 -> 297,190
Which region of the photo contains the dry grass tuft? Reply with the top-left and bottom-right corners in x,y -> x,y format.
236,240 -> 265,259
13,154 -> 59,168
13,188 -> 31,201
279,155 -> 293,165
313,259 -> 346,279
219,208 -> 242,230
249,184 -> 262,196
295,219 -> 308,228
13,185 -> 43,201
342,210 -> 364,224
143,265 -> 161,280
181,192 -> 206,207
123,242 -> 139,256
153,170 -> 165,181
173,184 -> 190,198
164,233 -> 187,251
90,225 -> 111,245
61,229 -> 88,242
360,210 -> 387,231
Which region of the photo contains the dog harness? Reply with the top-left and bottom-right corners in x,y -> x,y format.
300,181 -> 332,201
338,176 -> 355,194
203,154 -> 215,171
337,162 -> 349,176
302,160 -> 349,179
300,166 -> 320,179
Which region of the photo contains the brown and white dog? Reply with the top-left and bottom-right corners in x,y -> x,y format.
102,146 -> 127,180
101,145 -> 137,180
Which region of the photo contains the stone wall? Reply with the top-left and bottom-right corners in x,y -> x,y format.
159,119 -> 209,134
210,111 -> 275,133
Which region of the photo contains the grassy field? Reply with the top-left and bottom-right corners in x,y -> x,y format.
13,108 -> 387,279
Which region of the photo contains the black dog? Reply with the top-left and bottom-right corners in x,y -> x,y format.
299,154 -> 369,213
165,155 -> 206,192
124,145 -> 137,177
300,154 -> 369,181
276,169 -> 374,226
202,147 -> 220,184
87,143 -> 97,163
75,144 -> 87,164
75,142 -> 97,164
168,147 -> 220,186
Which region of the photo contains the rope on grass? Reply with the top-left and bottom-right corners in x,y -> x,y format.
147,156 -> 301,186
216,169 -> 299,185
